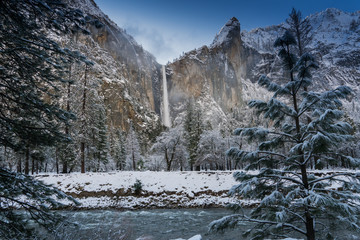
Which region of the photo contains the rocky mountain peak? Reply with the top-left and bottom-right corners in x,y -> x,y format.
211,17 -> 241,48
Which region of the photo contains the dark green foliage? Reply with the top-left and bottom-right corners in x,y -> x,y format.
0,0 -> 89,151
0,0 -> 88,238
114,130 -> 127,170
57,141 -> 77,173
286,8 -> 313,56
211,29 -> 360,240
184,100 -> 204,171
132,179 -> 143,195
0,167 -> 79,239
96,108 -> 109,170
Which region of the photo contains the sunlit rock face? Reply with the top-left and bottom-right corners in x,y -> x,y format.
167,17 -> 261,116
63,0 -> 163,137
58,1 -> 360,136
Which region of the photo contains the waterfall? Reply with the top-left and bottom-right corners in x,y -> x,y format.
162,65 -> 171,127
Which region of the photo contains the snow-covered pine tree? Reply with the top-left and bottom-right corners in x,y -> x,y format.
0,0 -> 86,238
95,107 -> 109,171
286,8 -> 312,57
210,30 -> 360,240
184,99 -> 204,171
113,129 -> 127,170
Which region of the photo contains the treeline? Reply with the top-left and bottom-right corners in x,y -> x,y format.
1,96 -> 358,174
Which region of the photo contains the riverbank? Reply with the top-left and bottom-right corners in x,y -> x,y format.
36,171 -> 239,209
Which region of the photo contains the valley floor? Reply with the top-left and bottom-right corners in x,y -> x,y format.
36,171 -> 240,209
36,169 -> 354,209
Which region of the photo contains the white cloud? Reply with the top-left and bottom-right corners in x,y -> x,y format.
111,16 -> 213,64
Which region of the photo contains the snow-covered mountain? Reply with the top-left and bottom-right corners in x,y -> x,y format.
58,1 -> 360,139
241,8 -> 360,121
167,8 -> 360,129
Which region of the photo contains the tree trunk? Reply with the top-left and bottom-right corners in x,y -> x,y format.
24,146 -> 30,175
81,142 -> 85,173
31,155 -> 35,175
17,157 -> 22,173
63,70 -> 71,173
55,148 -> 59,174
80,65 -> 88,174
36,159 -> 39,174
132,151 -> 136,171
62,160 -> 68,173
305,211 -> 316,240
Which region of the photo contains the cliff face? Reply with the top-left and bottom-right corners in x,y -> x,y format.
242,8 -> 360,122
167,18 -> 262,119
59,1 -> 360,137
168,10 -> 360,127
64,0 -> 162,138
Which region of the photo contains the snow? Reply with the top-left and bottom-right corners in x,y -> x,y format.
241,8 -> 360,125
35,171 -> 238,209
171,235 -> 202,240
38,171 -> 235,193
187,235 -> 202,240
211,17 -> 240,48
34,169 -> 356,210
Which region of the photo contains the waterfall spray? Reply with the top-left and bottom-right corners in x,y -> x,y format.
162,65 -> 171,127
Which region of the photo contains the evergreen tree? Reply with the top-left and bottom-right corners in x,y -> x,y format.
0,0 -> 87,150
57,140 -> 77,174
184,100 -> 203,171
210,30 -> 360,240
286,8 -> 312,56
95,107 -> 109,171
0,0 -> 86,237
114,129 -> 127,170
0,168 -> 80,239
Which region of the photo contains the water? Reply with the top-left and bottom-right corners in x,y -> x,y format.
49,209 -> 360,240
162,65 -> 171,127
54,208 -> 240,240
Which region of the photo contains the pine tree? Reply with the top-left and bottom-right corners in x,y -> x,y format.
210,30 -> 360,240
114,130 -> 127,170
286,8 -> 312,57
95,107 -> 109,171
184,100 -> 203,171
0,0 -> 86,237
0,168 -> 80,239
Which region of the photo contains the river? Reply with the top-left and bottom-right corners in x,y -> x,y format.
53,208 -> 240,240
49,208 -> 359,240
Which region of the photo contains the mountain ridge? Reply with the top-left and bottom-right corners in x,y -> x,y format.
167,8 -> 359,128
58,1 -> 360,141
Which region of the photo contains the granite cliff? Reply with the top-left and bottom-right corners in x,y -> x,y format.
59,1 -> 360,139
63,0 -> 163,142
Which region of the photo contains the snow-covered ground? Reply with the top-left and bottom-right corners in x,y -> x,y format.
36,171 -> 239,209
36,169 -> 357,209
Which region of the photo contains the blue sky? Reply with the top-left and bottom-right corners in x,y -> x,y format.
95,0 -> 360,64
